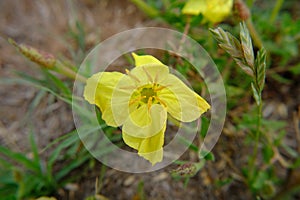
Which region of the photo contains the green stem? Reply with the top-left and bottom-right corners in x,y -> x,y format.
55,61 -> 86,83
249,98 -> 262,183
178,17 -> 191,53
129,0 -> 160,18
269,0 -> 284,24
272,178 -> 300,200
195,159 -> 206,171
246,0 -> 254,8
254,99 -> 263,153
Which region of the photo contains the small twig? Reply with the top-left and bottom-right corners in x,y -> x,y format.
267,66 -> 290,74
178,17 -> 191,53
293,106 -> 300,153
220,152 -> 245,181
269,0 -> 284,24
245,19 -> 263,49
261,146 -> 290,170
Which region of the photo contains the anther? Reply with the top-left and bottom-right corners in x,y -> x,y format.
153,96 -> 167,107
147,96 -> 153,110
154,85 -> 166,92
129,96 -> 146,106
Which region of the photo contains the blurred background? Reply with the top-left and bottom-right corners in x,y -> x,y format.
0,0 -> 300,199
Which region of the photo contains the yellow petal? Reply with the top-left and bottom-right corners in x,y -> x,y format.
158,74 -> 210,122
122,104 -> 167,138
122,124 -> 166,165
83,72 -> 124,127
110,75 -> 139,126
132,52 -> 164,67
182,0 -> 206,16
35,197 -> 57,200
129,64 -> 169,87
182,0 -> 233,23
203,0 -> 233,23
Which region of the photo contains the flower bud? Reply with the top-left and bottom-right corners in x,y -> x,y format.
9,38 -> 56,69
234,0 -> 251,21
13,169 -> 22,183
171,161 -> 205,178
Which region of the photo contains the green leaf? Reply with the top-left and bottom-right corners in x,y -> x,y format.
204,152 -> 215,161
29,131 -> 41,171
54,155 -> 90,181
282,143 -> 298,158
274,130 -> 287,146
270,73 -> 292,84
47,131 -> 79,166
199,150 -> 215,161
252,171 -> 268,190
262,144 -> 274,164
289,63 -> 300,75
0,146 -> 40,172
41,69 -> 72,98
130,0 -> 160,18
199,117 -> 209,138
177,135 -> 199,152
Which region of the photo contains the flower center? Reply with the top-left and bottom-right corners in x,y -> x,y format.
140,87 -> 156,103
129,84 -> 167,109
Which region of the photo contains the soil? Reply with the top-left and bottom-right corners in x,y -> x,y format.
0,0 -> 299,200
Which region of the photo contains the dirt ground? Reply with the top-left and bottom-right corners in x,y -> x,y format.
0,0 -> 299,200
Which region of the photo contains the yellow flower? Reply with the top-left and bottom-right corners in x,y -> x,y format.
84,53 -> 210,165
182,0 -> 233,23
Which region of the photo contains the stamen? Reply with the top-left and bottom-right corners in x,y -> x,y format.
129,95 -> 146,106
142,67 -> 153,83
147,96 -> 153,110
125,69 -> 140,83
153,96 -> 167,108
153,85 -> 166,92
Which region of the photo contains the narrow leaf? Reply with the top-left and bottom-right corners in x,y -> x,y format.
0,146 -> 39,172
29,131 -> 41,170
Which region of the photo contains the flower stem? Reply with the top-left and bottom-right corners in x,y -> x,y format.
178,17 -> 191,53
129,0 -> 160,18
254,99 -> 263,156
245,19 -> 263,49
269,0 -> 284,24
246,0 -> 254,8
195,159 -> 206,171
55,61 -> 86,83
249,98 -> 263,184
